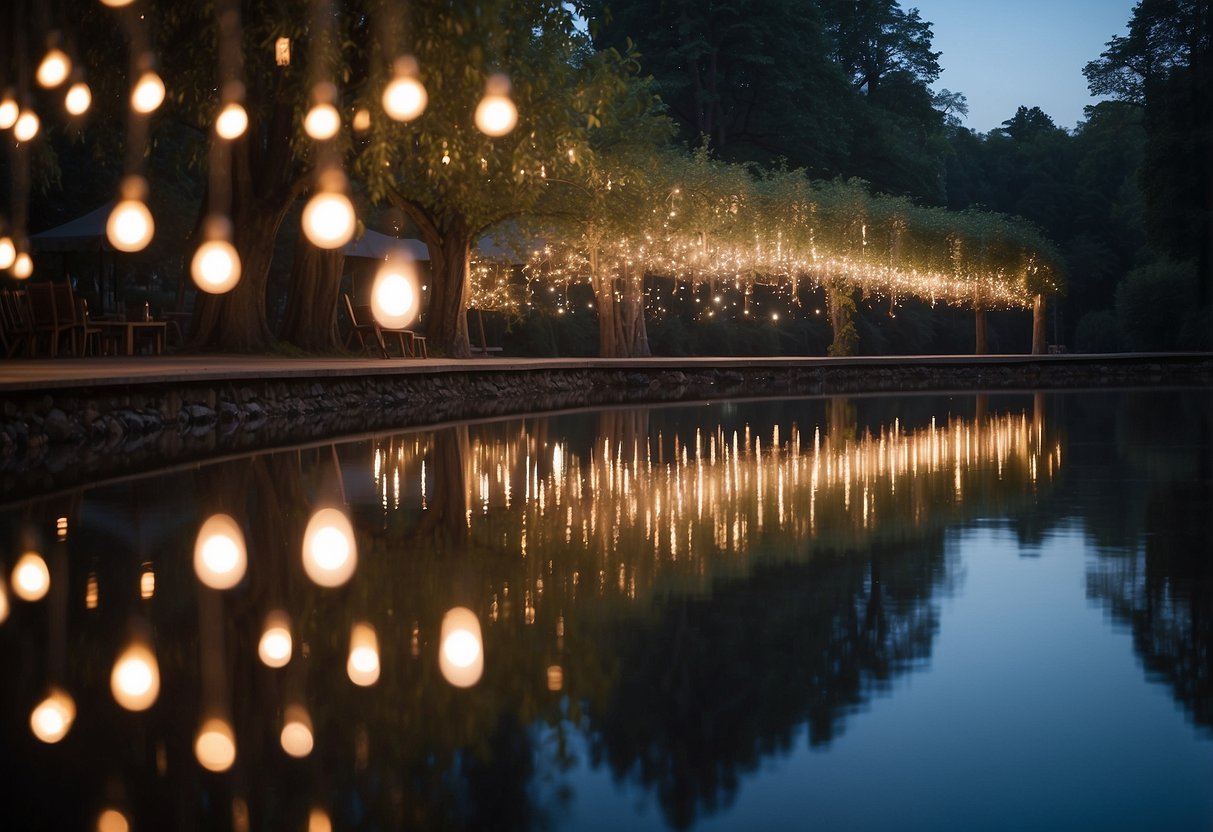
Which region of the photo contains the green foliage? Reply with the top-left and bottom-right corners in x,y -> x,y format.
1115,259 -> 1202,350
1074,309 -> 1121,353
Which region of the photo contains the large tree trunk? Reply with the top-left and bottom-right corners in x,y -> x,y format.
592,253 -> 651,358
827,283 -> 858,356
1031,294 -> 1047,355
189,88 -> 302,352
278,235 -> 344,352
974,306 -> 988,354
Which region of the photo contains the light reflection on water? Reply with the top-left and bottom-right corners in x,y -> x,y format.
0,390 -> 1209,830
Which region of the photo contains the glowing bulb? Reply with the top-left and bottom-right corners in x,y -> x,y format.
439,607 -> 484,688
301,507 -> 357,586
0,95 -> 17,129
100,0 -> 135,7
97,808 -> 130,832
475,74 -> 517,137
258,611 -> 293,668
214,102 -> 248,139
65,82 -> 92,115
13,110 -> 40,142
37,49 -> 71,88
11,253 -> 33,280
191,237 -> 241,293
110,641 -> 160,711
309,809 -> 332,832
280,704 -> 314,758
352,108 -> 371,131
0,576 -> 8,623
194,513 -> 247,589
131,71 -> 165,114
0,237 -> 14,270
13,552 -> 50,602
347,622 -> 380,686
371,257 -> 418,329
195,717 -> 237,772
30,688 -> 76,743
382,58 -> 426,122
106,180 -> 155,252
301,190 -> 356,250
304,102 -> 340,140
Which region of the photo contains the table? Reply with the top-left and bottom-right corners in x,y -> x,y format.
96,321 -> 168,356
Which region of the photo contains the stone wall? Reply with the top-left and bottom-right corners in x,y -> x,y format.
2,356 -> 1210,503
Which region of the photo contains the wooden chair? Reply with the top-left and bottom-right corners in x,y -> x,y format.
0,289 -> 35,357
75,298 -> 104,356
27,282 -> 76,357
343,293 -> 388,358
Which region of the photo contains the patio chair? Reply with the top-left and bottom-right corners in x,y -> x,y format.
27,282 -> 76,357
0,289 -> 35,357
343,293 -> 389,358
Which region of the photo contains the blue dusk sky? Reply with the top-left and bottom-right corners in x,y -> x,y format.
911,0 -> 1138,133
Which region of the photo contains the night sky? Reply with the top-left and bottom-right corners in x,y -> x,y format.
913,0 -> 1138,132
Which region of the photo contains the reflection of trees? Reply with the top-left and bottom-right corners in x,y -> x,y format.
1081,391 -> 1212,731
587,535 -> 947,829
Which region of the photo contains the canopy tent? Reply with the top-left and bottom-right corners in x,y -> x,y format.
30,202 -> 116,253
342,229 -> 429,261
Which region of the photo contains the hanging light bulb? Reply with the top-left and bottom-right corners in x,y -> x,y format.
36,41 -> 71,89
30,687 -> 76,743
195,717 -> 237,772
0,236 -> 17,270
474,74 -> 517,137
214,102 -> 248,140
257,610 -> 293,668
346,622 -> 380,686
371,252 -> 419,329
301,169 -> 356,250
351,108 -> 371,132
11,252 -> 33,280
280,704 -> 314,758
131,55 -> 165,115
308,809 -> 333,832
96,809 -> 130,832
12,552 -> 50,602
65,81 -> 92,116
439,607 -> 484,688
0,574 -> 8,624
100,0 -> 136,7
301,506 -> 357,586
193,513 -> 247,589
382,56 -> 426,122
110,640 -> 160,711
106,177 -> 155,252
13,109 -> 40,142
304,82 -> 340,140
0,92 -> 17,129
191,216 -> 242,293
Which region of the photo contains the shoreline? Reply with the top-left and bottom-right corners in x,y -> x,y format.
2,353 -> 1210,502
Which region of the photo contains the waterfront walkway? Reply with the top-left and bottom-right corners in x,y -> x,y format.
3,352 -> 1206,394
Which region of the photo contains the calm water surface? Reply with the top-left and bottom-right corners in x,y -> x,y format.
1,389 -> 1210,830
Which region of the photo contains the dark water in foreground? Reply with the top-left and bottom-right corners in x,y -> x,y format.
0,389 -> 1210,831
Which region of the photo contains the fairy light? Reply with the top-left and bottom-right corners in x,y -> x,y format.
214,101 -> 248,139
301,169 -> 356,249
11,253 -> 33,280
191,216 -> 242,293
371,254 -> 420,329
30,688 -> 76,743
36,48 -> 72,89
304,83 -> 341,140
131,70 -> 165,115
193,513 -> 247,590
0,93 -> 17,129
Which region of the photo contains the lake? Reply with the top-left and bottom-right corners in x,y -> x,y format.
1,388 -> 1210,830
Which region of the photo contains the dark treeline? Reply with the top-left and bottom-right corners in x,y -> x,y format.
579,0 -> 1212,352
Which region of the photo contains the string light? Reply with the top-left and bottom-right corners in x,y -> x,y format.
12,252 -> 33,280
193,513 -> 247,590
131,68 -> 165,115
371,253 -> 419,329
304,83 -> 341,140
214,101 -> 248,140
301,169 -> 356,249
0,236 -> 15,270
195,717 -> 237,772
0,93 -> 17,129
36,47 -> 72,89
64,81 -> 92,116
110,641 -> 160,711
191,216 -> 242,293
29,688 -> 76,743
12,552 -> 50,602
13,109 -> 40,142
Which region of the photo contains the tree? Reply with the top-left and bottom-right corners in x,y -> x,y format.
1084,0 -> 1213,304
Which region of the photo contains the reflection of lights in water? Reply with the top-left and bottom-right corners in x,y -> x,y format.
85,572 -> 98,610
194,718 -> 237,772
111,642 -> 160,711
258,611 -> 293,668
13,552 -> 50,602
140,563 -> 155,599
29,688 -> 75,743
280,705 -> 314,757
347,623 -> 381,686
439,607 -> 484,688
302,508 -> 357,587
194,514 -> 247,590
547,665 -> 563,691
